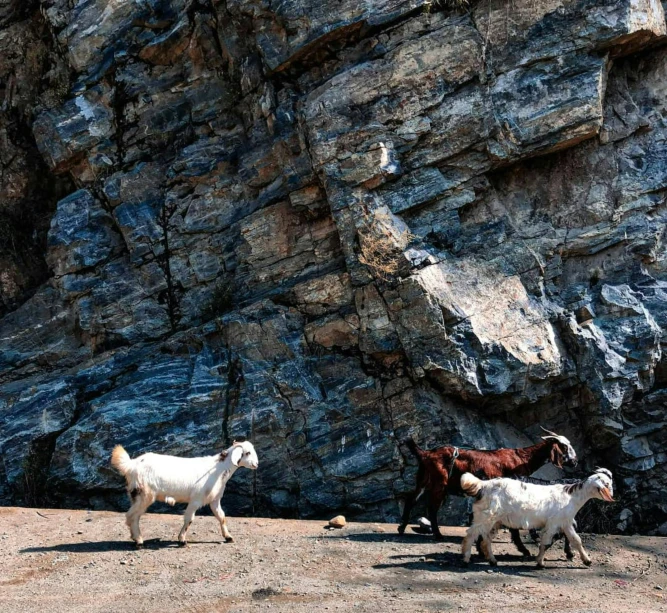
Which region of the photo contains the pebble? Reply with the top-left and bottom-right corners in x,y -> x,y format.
329,516 -> 346,529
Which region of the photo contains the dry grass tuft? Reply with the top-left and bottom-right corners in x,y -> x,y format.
423,0 -> 472,12
357,208 -> 414,281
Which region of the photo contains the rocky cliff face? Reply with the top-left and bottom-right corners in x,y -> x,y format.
1,0 -> 666,534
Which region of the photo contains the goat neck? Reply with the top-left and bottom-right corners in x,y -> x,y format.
565,479 -> 600,514
513,440 -> 556,476
217,450 -> 240,476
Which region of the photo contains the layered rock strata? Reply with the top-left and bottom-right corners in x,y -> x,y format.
0,0 -> 666,533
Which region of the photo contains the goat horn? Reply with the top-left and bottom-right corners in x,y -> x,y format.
540,426 -> 559,437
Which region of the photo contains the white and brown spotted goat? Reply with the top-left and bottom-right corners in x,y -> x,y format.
111,441 -> 258,547
461,468 -> 614,568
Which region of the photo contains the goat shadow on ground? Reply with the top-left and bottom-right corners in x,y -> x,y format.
374,551 -> 592,576
20,538 -> 228,554
321,532 -> 461,545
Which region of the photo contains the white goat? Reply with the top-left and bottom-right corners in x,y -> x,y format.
110,440 -> 259,547
461,468 -> 614,568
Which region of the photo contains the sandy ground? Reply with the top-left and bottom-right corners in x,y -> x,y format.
0,506 -> 666,613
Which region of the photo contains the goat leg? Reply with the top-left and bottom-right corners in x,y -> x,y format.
463,524 -> 493,565
211,500 -> 234,543
398,467 -> 426,535
428,491 -> 445,541
126,489 -> 153,547
398,487 -> 423,535
564,536 -> 574,560
475,535 -> 484,555
481,534 -> 497,566
541,529 -> 574,560
535,527 -> 558,569
178,502 -> 198,546
461,526 -> 478,564
563,524 -> 591,566
510,528 -> 532,557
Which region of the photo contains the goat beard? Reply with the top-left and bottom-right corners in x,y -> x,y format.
550,446 -> 563,468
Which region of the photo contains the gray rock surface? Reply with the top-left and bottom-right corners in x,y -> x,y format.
1,0 -> 666,533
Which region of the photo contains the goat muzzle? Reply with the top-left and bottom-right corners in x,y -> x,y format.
599,487 -> 614,502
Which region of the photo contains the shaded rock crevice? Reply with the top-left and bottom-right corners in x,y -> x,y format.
0,4 -> 74,317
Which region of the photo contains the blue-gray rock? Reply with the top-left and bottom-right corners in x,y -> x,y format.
47,190 -> 123,277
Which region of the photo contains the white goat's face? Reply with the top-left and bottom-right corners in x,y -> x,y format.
230,441 -> 259,470
589,470 -> 614,502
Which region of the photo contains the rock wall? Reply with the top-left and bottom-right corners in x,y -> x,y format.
1,0 -> 666,534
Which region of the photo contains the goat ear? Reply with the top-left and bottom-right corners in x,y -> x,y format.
550,445 -> 563,468
219,450 -> 228,461
230,446 -> 244,467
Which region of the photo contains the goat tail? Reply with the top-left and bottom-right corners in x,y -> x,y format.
110,445 -> 133,476
403,436 -> 424,458
460,472 -> 482,497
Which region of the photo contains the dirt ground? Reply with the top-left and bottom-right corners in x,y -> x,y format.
1,507 -> 666,613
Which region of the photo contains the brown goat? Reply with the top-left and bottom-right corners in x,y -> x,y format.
398,432 -> 578,555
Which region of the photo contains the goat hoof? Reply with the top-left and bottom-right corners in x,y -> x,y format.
489,561 -> 498,567
224,537 -> 234,543
566,553 -> 575,561
178,541 -> 187,548
583,559 -> 592,567
134,542 -> 144,549
433,534 -> 445,542
397,525 -> 405,535
535,563 -> 545,570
